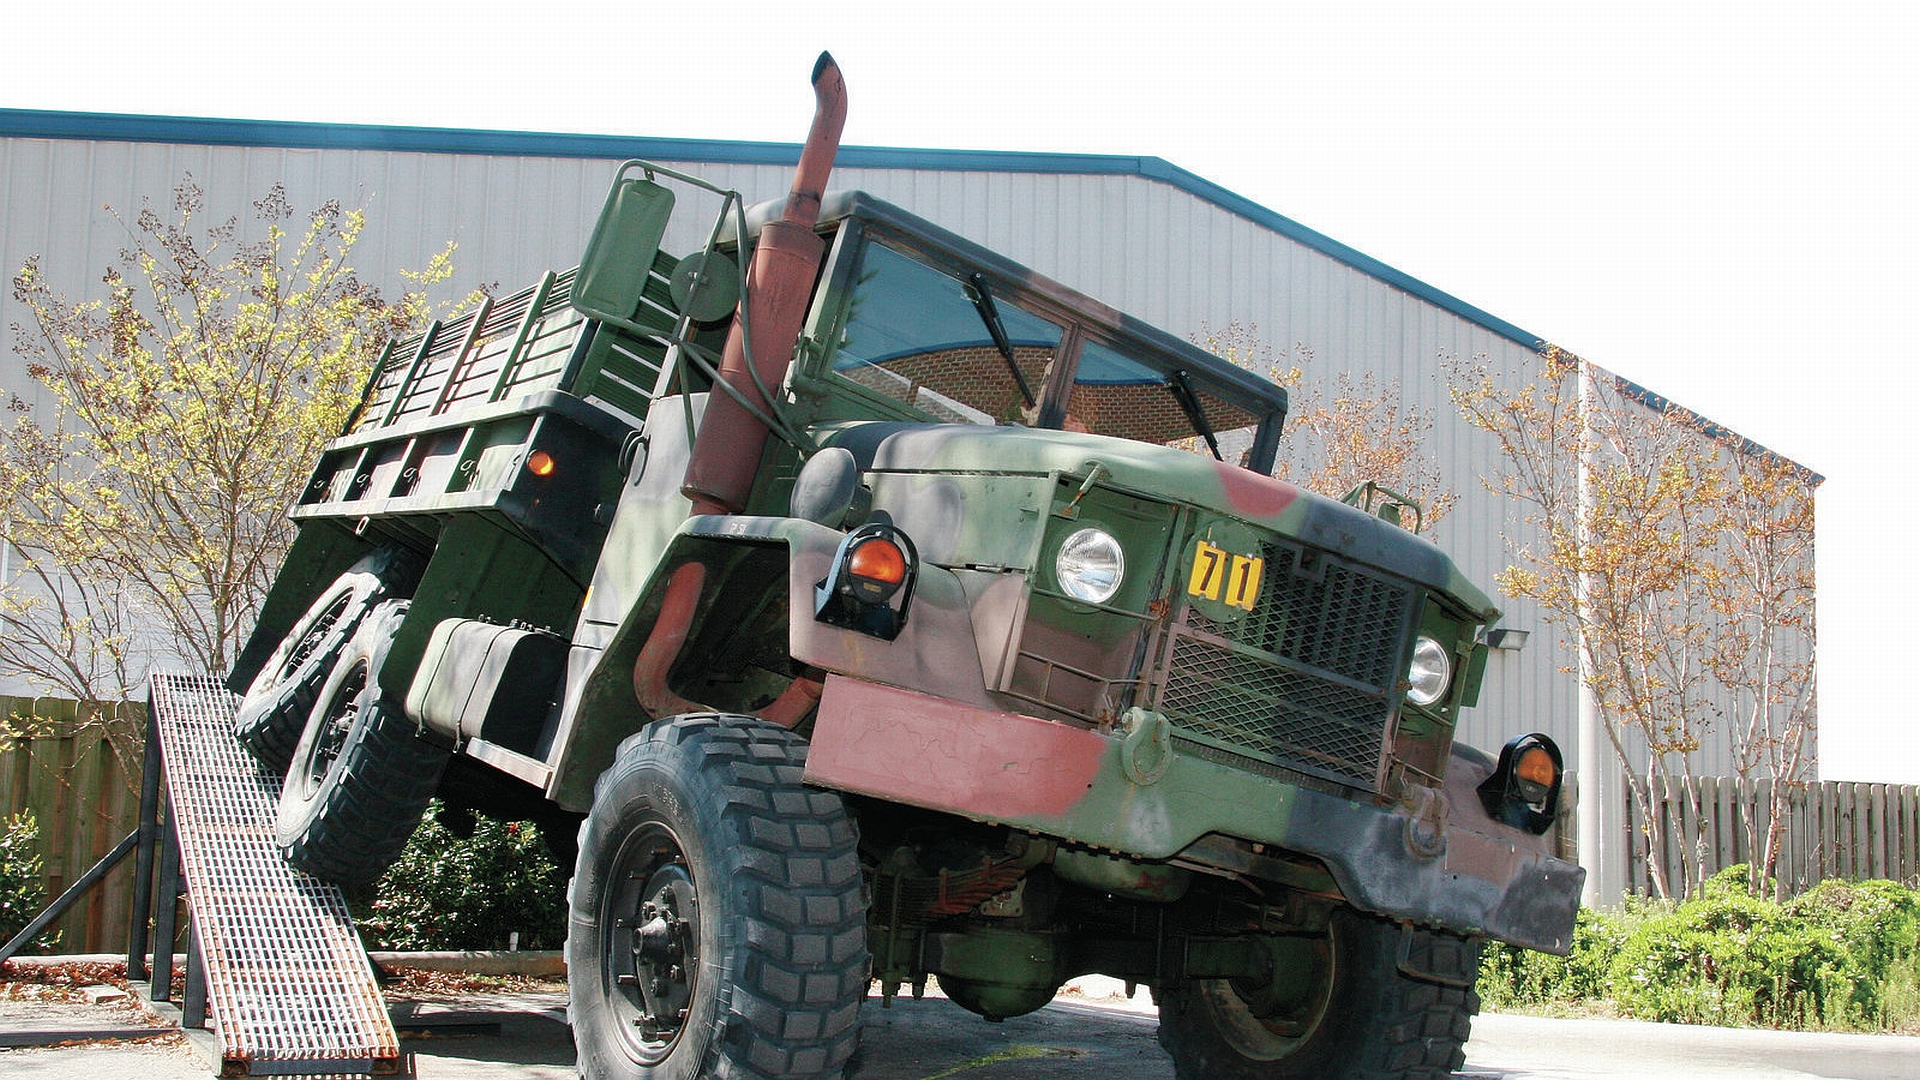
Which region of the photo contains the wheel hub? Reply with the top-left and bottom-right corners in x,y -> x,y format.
607,833 -> 701,1064
1206,932 -> 1335,1060
301,661 -> 365,796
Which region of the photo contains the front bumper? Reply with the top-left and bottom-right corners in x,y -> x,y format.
804,675 -> 1583,954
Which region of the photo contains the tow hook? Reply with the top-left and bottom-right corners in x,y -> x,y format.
1402,783 -> 1448,859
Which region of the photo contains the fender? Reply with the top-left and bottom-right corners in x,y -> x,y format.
544,514 -> 996,809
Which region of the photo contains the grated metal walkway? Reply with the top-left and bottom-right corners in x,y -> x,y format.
149,672 -> 401,1076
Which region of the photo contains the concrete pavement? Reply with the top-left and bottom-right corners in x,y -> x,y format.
4,977 -> 1919,1079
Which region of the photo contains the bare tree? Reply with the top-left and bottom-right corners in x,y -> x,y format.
2,177 -> 458,702
1704,437 -> 1818,897
1449,345 -> 1817,898
1197,323 -> 1455,529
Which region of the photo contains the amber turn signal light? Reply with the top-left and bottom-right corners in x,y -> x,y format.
814,513 -> 920,641
1516,745 -> 1557,788
847,537 -> 907,591
1477,733 -> 1563,835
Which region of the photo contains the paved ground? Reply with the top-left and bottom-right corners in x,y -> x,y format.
4,977 -> 1919,1079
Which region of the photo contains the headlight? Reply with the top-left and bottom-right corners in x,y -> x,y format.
1405,635 -> 1453,707
1056,527 -> 1124,604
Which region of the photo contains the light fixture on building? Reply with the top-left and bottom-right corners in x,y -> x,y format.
1484,628 -> 1531,652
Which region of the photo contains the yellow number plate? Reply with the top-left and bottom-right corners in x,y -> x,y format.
1187,540 -> 1263,613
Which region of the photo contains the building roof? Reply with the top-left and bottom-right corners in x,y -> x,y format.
0,107 -> 1820,484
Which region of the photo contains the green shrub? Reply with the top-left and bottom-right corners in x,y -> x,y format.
1783,876 -> 1920,1028
1480,865 -> 1920,1033
1603,868 -> 1844,1027
1478,899 -> 1651,1012
358,803 -> 569,951
0,811 -> 50,948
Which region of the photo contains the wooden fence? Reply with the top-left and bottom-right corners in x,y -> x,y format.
1550,771 -> 1920,900
0,695 -> 147,954
1620,774 -> 1920,899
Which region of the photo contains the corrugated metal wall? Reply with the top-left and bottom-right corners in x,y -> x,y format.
2,131 -> 1745,772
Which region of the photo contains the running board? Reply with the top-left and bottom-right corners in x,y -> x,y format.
146,673 -> 402,1076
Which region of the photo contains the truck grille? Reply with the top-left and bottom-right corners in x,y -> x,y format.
1158,541 -> 1416,789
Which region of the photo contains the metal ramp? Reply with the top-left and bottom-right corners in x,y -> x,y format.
146,672 -> 402,1076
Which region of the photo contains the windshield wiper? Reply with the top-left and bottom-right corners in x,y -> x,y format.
964,272 -> 1036,407
1167,369 -> 1222,460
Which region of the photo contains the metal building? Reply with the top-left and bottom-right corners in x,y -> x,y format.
0,109 -> 1816,809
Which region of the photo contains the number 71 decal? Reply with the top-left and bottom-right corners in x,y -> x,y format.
1188,540 -> 1263,612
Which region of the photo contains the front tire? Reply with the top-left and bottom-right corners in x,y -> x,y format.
1156,909 -> 1480,1080
275,600 -> 446,887
567,714 -> 867,1080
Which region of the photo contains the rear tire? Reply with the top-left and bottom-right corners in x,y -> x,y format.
234,547 -> 417,773
275,600 -> 446,887
1156,909 -> 1480,1080
567,714 -> 867,1080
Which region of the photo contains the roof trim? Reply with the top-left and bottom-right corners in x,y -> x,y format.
0,107 -> 1817,482
0,108 -> 1539,347
1611,374 -> 1823,485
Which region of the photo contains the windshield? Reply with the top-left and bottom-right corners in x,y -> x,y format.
1068,338 -> 1264,463
821,232 -> 1279,471
832,242 -> 1063,425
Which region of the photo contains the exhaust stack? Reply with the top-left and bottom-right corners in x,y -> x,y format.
682,52 -> 848,516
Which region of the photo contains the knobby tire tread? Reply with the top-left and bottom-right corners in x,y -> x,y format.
277,601 -> 445,887
569,714 -> 866,1080
1157,910 -> 1481,1080
233,574 -> 378,772
235,546 -> 420,773
280,698 -> 445,886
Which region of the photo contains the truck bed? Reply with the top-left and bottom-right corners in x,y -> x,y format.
294,251 -> 689,553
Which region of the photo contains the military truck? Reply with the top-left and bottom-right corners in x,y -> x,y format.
226,53 -> 1582,1080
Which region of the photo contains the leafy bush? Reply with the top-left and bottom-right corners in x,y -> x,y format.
1604,867 -> 1847,1026
0,810 -> 50,948
358,803 -> 568,951
1478,899 -> 1650,1012
1784,876 -> 1920,1028
1479,865 -> 1920,1032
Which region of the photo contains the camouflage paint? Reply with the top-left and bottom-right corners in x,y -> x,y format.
825,421 -> 1494,616
544,509 -> 1003,808
804,677 -> 1106,820
805,674 -> 1580,953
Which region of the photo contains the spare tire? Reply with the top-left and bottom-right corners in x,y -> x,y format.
233,546 -> 417,773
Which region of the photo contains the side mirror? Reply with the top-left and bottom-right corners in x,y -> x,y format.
573,166 -> 675,325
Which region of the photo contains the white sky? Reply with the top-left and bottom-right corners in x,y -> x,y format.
9,1 -> 1917,781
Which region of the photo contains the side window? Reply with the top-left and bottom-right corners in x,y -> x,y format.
832,242 -> 1064,425
1070,338 -> 1265,461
